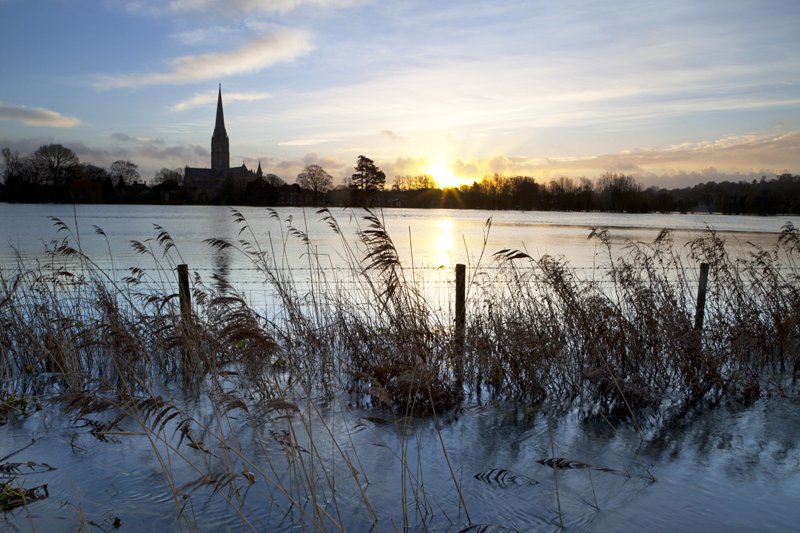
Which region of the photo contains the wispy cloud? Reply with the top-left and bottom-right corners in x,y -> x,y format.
110,132 -> 165,144
381,129 -> 410,142
171,20 -> 280,45
94,31 -> 313,89
171,0 -> 364,13
126,0 -> 367,16
152,124 -> 200,134
169,91 -> 272,112
279,138 -> 338,146
0,104 -> 81,128
172,25 -> 236,46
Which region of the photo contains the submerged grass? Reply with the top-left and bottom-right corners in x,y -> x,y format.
0,207 -> 798,530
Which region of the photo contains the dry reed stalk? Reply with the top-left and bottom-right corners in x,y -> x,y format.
547,396 -> 563,528
426,383 -> 471,525
581,417 -> 598,509
344,449 -> 380,531
597,411 -> 656,482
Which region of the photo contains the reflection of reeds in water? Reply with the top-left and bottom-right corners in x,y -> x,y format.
0,209 -> 798,530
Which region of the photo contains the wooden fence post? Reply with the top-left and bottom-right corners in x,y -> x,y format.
455,263 -> 466,394
178,264 -> 191,329
694,262 -> 709,330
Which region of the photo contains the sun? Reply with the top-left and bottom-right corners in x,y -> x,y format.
427,161 -> 460,189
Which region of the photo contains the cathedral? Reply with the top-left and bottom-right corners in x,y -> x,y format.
184,85 -> 262,193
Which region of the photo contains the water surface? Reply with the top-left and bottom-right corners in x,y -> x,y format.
1,204 -> 799,531
2,203 -> 796,281
1,392 -> 798,532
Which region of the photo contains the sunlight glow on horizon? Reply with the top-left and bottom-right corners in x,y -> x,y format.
427,161 -> 463,189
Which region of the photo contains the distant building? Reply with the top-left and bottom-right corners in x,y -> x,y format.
184,85 -> 262,194
277,183 -> 304,206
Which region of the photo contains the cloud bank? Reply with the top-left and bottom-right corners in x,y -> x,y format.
2,131 -> 795,190
0,105 -> 81,128
370,131 -> 800,187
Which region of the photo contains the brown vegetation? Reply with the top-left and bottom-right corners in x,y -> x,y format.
0,208 -> 797,529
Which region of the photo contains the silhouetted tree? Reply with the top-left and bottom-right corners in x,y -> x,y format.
77,163 -> 110,183
68,178 -> 102,203
265,173 -> 285,188
548,176 -> 577,211
152,167 -> 183,185
297,164 -> 333,204
102,177 -> 115,204
110,160 -> 140,186
1,148 -> 23,185
393,174 -> 437,191
596,172 -> 642,212
510,176 -> 540,210
33,144 -> 78,188
351,156 -> 385,206
1,148 -> 33,202
576,177 -> 595,211
245,177 -> 268,206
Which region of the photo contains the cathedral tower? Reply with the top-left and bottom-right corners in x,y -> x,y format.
211,84 -> 230,172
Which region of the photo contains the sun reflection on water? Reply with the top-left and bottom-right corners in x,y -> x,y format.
435,218 -> 454,269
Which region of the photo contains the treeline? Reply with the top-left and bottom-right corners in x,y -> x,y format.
3,144 -> 799,215
0,143 -> 326,207
393,172 -> 800,215
0,144 -> 185,204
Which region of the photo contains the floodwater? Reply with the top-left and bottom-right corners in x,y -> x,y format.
1,203 -> 797,292
1,203 -> 797,269
1,388 -> 799,532
1,203 -> 800,531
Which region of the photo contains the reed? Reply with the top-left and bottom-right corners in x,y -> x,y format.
0,209 -> 797,530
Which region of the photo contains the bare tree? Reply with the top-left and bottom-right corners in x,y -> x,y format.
265,173 -> 285,188
296,165 -> 333,203
33,144 -> 79,188
77,163 -> 110,182
393,174 -> 406,190
1,148 -> 23,185
396,174 -> 435,190
110,160 -> 140,186
595,172 -> 641,212
152,167 -> 183,186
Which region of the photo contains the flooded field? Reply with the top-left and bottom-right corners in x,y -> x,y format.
1,204 -> 799,531
2,387 -> 799,532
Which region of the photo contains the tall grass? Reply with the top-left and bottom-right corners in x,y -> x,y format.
0,208 -> 798,530
472,223 -> 799,408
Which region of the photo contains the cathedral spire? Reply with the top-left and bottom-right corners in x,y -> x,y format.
211,84 -> 230,172
214,84 -> 226,137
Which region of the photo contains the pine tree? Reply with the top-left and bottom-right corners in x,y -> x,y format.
351,156 -> 385,192
350,155 -> 385,206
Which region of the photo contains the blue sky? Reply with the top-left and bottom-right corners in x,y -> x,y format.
1,0 -> 798,188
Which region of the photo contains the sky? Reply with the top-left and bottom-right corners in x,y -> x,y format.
1,0 -> 799,189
